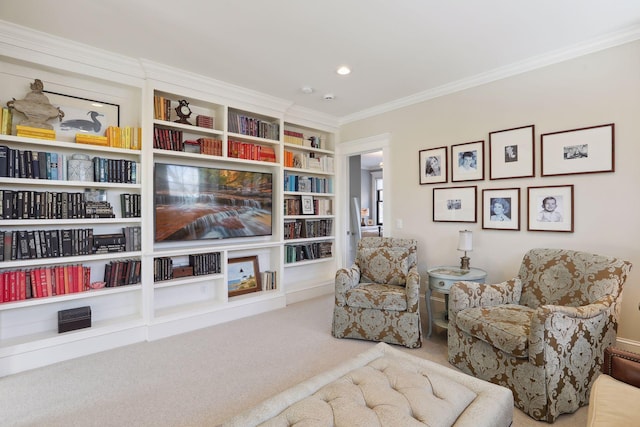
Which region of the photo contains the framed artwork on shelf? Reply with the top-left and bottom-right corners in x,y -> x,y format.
527,185 -> 574,232
482,188 -> 520,231
301,195 -> 314,214
43,90 -> 120,142
541,123 -> 614,176
451,140 -> 484,182
433,186 -> 477,223
228,256 -> 262,297
489,125 -> 535,180
419,146 -> 448,184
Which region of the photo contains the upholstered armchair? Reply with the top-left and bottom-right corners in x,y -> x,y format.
448,248 -> 632,422
332,237 -> 421,348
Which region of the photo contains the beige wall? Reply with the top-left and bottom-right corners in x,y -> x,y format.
339,40 -> 640,342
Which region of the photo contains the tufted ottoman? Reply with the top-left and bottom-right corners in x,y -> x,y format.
220,343 -> 513,426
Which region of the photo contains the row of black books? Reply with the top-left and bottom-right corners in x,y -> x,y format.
228,110 -> 280,141
284,219 -> 333,240
0,226 -> 141,261
104,259 -> 140,288
0,146 -> 138,184
285,241 -> 333,263
153,252 -> 221,282
153,257 -> 174,282
1,189 -> 115,220
120,193 -> 141,218
0,264 -> 91,303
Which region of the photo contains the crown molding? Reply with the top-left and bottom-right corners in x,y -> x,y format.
139,59 -> 293,117
340,24 -> 640,125
284,105 -> 340,132
0,20 -> 145,87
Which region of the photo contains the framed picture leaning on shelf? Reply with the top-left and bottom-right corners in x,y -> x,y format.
44,91 -> 119,142
228,256 -> 261,297
301,195 -> 314,215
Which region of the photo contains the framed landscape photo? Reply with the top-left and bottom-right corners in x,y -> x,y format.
228,256 -> 261,297
301,195 -> 314,214
541,123 -> 614,176
419,146 -> 447,184
527,185 -> 574,232
433,186 -> 477,223
482,188 -> 520,231
452,140 -> 484,182
44,90 -> 120,142
489,125 -> 535,180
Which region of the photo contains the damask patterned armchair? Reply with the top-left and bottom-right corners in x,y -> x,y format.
448,248 -> 632,422
332,237 -> 421,348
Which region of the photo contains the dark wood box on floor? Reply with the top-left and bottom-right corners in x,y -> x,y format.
58,306 -> 91,333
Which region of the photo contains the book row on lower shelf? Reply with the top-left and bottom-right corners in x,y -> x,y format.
1,189 -> 140,220
284,196 -> 332,215
283,150 -> 334,173
284,219 -> 333,240
0,258 -> 140,304
228,110 -> 279,141
0,226 -> 141,261
154,252 -> 221,282
0,146 -> 139,184
285,241 -> 333,263
284,172 -> 333,193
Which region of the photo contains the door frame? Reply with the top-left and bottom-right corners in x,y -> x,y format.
336,133 -> 391,268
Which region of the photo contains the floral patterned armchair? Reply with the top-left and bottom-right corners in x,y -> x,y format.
332,237 -> 421,348
448,248 -> 632,422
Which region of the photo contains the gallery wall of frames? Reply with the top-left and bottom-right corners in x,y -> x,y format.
419,123 -> 615,233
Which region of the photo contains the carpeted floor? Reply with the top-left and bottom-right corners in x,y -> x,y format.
1,293 -> 585,426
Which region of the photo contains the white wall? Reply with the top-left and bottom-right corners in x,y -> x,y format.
339,40 -> 640,343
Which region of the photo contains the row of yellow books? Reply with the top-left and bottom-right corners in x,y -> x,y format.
1,107 -> 13,135
75,126 -> 142,150
16,125 -> 56,140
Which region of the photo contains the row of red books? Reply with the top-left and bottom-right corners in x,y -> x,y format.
0,264 -> 90,303
227,139 -> 276,162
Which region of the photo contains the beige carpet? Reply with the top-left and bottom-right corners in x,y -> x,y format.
1,294 -> 585,426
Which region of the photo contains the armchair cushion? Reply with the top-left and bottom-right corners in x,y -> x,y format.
456,304 -> 535,358
346,283 -> 407,311
357,247 -> 413,285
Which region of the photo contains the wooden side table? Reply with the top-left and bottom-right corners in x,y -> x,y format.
426,266 -> 487,337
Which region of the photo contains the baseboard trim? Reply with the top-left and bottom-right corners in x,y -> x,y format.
285,282 -> 333,304
615,337 -> 640,353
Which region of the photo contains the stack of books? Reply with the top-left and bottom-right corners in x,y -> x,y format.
196,115 -> 214,129
16,125 -> 55,140
76,133 -> 109,147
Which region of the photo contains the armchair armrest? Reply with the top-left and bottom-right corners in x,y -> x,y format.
449,278 -> 522,313
604,347 -> 640,388
334,264 -> 361,306
405,265 -> 420,313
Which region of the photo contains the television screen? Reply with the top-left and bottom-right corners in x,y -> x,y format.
154,163 -> 273,242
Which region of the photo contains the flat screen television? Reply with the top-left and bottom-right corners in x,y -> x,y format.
154,163 -> 273,242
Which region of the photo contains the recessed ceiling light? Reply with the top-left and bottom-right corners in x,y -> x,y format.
336,66 -> 351,75
301,86 -> 314,94
323,93 -> 335,101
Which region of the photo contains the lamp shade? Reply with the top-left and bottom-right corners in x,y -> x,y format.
457,230 -> 473,252
360,208 -> 370,217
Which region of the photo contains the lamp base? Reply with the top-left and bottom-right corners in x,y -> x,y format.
460,256 -> 470,271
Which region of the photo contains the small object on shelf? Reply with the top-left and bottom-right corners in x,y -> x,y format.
174,99 -> 192,125
67,153 -> 93,182
16,124 -> 56,140
173,265 -> 194,278
76,133 -> 109,146
360,208 -> 369,226
457,230 -> 472,270
89,281 -> 106,289
196,114 -> 214,129
6,79 -> 64,130
58,306 -> 91,333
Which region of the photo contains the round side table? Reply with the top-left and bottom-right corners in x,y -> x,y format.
426,266 -> 487,337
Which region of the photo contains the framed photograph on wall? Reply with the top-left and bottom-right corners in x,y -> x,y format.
541,123 -> 614,176
527,185 -> 574,232
451,140 -> 484,182
301,195 -> 314,214
482,188 -> 520,231
433,186 -> 477,223
419,146 -> 447,184
43,90 -> 120,142
489,125 -> 535,180
228,256 -> 261,297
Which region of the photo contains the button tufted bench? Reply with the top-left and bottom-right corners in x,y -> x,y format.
220,343 -> 513,426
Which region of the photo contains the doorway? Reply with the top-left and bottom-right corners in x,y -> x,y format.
336,133 -> 391,267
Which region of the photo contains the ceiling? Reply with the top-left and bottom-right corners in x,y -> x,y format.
2,1 -> 640,123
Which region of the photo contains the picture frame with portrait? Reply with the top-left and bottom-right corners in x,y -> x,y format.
451,140 -> 484,182
482,188 -> 520,231
489,125 -> 535,180
301,195 -> 314,214
433,186 -> 477,223
527,185 -> 574,232
541,123 -> 614,176
419,146 -> 448,184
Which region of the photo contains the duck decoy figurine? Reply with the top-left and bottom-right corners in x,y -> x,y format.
6,79 -> 64,130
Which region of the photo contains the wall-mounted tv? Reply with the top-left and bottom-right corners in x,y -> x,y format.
154,163 -> 273,242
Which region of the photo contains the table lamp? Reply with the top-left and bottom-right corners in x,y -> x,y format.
360,208 -> 369,226
457,230 -> 472,270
